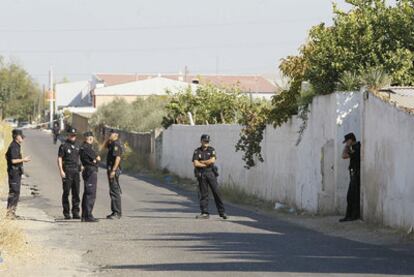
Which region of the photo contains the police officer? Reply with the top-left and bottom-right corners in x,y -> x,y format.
80,131 -> 100,222
192,134 -> 228,220
106,129 -> 123,219
57,128 -> 81,220
5,129 -> 31,219
340,132 -> 361,222
52,122 -> 60,145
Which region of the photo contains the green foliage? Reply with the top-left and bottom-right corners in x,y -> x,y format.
238,0 -> 414,168
0,59 -> 42,120
337,71 -> 361,91
90,96 -> 170,132
162,84 -> 256,128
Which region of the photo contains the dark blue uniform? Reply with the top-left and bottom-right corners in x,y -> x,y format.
58,140 -> 81,218
345,142 -> 361,220
192,146 -> 225,216
5,140 -> 23,214
80,142 -> 98,220
106,140 -> 123,217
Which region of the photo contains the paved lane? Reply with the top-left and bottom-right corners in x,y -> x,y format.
21,129 -> 414,276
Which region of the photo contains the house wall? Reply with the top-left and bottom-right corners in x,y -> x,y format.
55,81 -> 91,108
362,93 -> 414,228
161,92 -> 361,214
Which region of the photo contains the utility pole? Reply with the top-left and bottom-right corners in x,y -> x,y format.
49,66 -> 54,128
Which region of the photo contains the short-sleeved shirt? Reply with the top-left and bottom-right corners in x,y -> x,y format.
106,140 -> 123,169
349,142 -> 361,172
58,140 -> 80,171
6,141 -> 22,171
192,146 -> 216,170
80,142 -> 98,170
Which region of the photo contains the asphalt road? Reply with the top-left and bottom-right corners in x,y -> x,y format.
20,129 -> 414,276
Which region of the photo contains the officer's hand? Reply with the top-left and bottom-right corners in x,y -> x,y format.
60,170 -> 66,179
23,156 -> 31,163
81,166 -> 84,172
110,171 -> 116,179
96,156 -> 101,162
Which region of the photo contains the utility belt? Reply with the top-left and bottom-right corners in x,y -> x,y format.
9,165 -> 23,175
194,166 -> 219,178
64,165 -> 81,173
84,165 -> 98,172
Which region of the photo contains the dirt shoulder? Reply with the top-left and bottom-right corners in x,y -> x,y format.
0,177 -> 94,277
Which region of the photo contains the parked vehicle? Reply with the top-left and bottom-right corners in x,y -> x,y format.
4,118 -> 18,128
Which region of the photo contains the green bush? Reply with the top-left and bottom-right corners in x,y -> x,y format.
90,96 -> 170,132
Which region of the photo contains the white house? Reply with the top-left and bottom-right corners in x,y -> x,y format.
55,80 -> 91,110
92,77 -> 198,107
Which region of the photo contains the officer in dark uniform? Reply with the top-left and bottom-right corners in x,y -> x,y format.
5,129 -> 31,219
340,132 -> 361,222
80,131 -> 100,222
192,134 -> 227,220
106,129 -> 123,219
52,122 -> 60,144
57,128 -> 81,220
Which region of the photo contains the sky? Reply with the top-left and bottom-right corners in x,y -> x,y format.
0,0 -> 351,86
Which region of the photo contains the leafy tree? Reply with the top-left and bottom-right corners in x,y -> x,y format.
0,58 -> 42,120
237,0 -> 414,168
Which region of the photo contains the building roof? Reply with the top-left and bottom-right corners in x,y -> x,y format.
93,77 -> 197,96
378,87 -> 414,109
94,73 -> 276,93
379,87 -> 414,96
55,80 -> 91,108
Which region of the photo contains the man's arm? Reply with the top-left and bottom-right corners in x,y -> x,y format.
201,157 -> 216,166
109,156 -> 121,178
57,157 -> 66,178
342,145 -> 350,159
11,157 -> 30,164
193,160 -> 207,168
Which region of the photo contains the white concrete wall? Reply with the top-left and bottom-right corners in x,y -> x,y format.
362,93 -> 414,229
161,92 -> 361,214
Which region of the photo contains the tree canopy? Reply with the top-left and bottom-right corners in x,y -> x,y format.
0,58 -> 42,120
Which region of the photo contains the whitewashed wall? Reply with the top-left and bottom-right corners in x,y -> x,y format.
362,93 -> 414,229
161,92 -> 361,214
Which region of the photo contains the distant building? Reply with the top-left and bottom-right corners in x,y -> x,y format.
91,73 -> 277,100
55,80 -> 91,110
92,77 -> 198,108
378,87 -> 414,109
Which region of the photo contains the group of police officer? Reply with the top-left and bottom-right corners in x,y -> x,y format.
5,127 -> 123,222
4,126 -> 361,223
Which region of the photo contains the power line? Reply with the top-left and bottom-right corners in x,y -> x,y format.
0,18 -> 325,33
0,40 -> 298,54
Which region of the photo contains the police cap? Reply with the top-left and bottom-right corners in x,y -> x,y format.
83,131 -> 94,137
200,134 -> 210,142
12,129 -> 25,139
343,132 -> 356,143
109,128 -> 119,134
68,128 -> 77,136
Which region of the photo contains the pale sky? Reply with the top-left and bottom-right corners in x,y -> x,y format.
0,0 -> 351,86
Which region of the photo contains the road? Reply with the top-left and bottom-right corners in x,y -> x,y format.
18,129 -> 414,276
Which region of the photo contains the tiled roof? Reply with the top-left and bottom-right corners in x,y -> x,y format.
94,73 -> 276,93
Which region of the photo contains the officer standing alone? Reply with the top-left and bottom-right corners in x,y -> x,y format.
192,134 -> 228,220
5,129 -> 31,219
340,132 -> 361,222
80,131 -> 100,222
106,129 -> 123,219
57,128 -> 81,220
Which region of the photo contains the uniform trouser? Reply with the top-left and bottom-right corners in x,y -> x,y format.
198,171 -> 225,215
345,170 -> 360,219
62,170 -> 81,216
81,168 -> 97,219
107,169 -> 122,215
7,169 -> 22,214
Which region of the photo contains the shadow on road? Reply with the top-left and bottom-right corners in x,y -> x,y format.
102,173 -> 414,275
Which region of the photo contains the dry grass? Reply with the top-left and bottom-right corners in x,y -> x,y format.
0,123 -> 28,257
